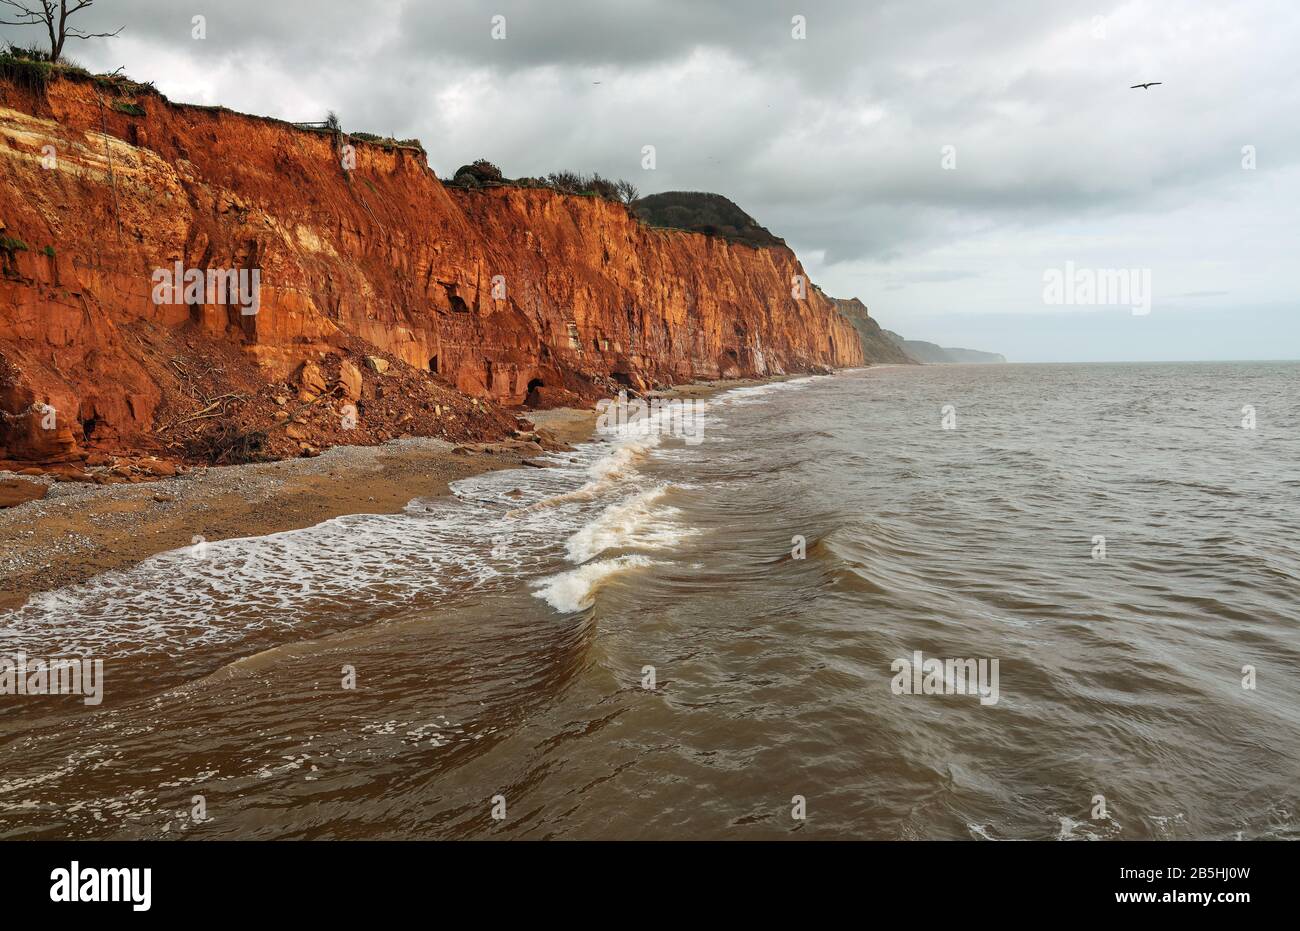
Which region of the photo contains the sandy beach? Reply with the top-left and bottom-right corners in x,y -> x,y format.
0,379 -> 781,612
0,408 -> 595,611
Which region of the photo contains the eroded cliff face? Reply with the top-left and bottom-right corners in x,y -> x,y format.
829,297 -> 916,365
0,73 -> 861,464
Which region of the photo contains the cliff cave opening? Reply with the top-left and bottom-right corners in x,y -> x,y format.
525,378 -> 545,407
428,355 -> 439,374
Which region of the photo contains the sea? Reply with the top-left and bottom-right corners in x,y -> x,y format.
1,361 -> 1297,839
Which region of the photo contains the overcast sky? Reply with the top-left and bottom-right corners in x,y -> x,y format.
7,0 -> 1297,361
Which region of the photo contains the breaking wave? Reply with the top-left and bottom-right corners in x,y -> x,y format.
531,555 -> 658,614
564,485 -> 696,563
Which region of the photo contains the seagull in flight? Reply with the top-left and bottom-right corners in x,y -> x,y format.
1130,82 -> 1163,89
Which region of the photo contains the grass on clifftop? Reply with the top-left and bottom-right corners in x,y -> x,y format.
0,45 -> 62,89
1,43 -> 158,97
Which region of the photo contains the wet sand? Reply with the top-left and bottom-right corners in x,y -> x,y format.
0,421 -> 595,612
0,378 -> 787,612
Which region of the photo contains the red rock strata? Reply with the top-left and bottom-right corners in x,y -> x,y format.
0,71 -> 862,466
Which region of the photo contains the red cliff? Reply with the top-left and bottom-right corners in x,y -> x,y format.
0,69 -> 862,465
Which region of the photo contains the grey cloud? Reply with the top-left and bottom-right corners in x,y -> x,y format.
3,0 -> 1296,360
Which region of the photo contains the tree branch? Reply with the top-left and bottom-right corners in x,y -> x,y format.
64,25 -> 122,39
0,0 -> 46,24
2,0 -> 121,60
0,0 -> 55,17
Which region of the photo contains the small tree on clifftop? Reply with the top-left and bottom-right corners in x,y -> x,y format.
0,1 -> 122,62
615,179 -> 639,206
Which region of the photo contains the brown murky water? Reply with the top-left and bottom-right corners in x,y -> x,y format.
2,362 -> 1298,839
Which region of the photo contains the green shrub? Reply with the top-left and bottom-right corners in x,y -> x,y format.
0,51 -> 53,90
541,170 -> 635,203
0,45 -> 95,87
631,191 -> 785,248
349,131 -> 423,151
4,42 -> 49,62
545,170 -> 582,193
0,236 -> 30,253
112,101 -> 145,117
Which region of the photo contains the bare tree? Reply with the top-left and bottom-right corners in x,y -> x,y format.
0,1 -> 122,62
615,179 -> 639,206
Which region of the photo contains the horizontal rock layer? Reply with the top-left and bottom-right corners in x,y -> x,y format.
0,73 -> 861,462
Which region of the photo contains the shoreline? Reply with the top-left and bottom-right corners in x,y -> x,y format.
0,375 -> 791,612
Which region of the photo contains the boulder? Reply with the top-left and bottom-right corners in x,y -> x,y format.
338,359 -> 363,400
298,361 -> 327,401
136,458 -> 177,477
0,477 -> 47,508
524,385 -> 584,410
51,467 -> 94,482
0,405 -> 82,462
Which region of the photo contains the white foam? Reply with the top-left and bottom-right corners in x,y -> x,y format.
596,397 -> 709,447
509,435 -> 658,516
531,555 -> 656,614
587,436 -> 659,482
715,376 -> 823,406
0,438 -> 622,660
0,389 -> 714,658
565,485 -> 695,563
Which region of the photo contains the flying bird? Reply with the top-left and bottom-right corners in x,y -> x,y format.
1130,82 -> 1163,89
